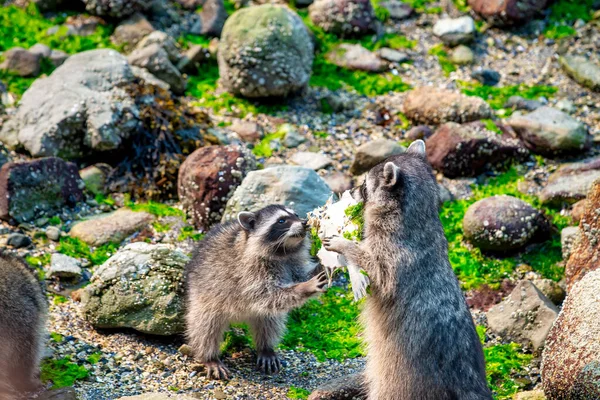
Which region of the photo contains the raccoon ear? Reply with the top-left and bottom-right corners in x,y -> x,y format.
237,212 -> 256,231
406,139 -> 426,156
383,162 -> 401,187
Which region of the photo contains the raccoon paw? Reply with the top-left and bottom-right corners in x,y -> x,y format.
204,360 -> 230,380
257,351 -> 282,374
323,236 -> 351,253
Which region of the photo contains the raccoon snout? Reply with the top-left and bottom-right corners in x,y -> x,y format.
301,219 -> 308,227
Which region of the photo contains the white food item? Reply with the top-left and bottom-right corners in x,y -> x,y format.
307,191 -> 370,301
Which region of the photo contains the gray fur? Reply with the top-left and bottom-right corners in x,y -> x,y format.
185,205 -> 327,379
324,141 -> 491,400
0,251 -> 47,400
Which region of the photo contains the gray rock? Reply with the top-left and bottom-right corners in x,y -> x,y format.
322,172 -> 352,194
281,124 -> 307,148
463,195 -> 551,252
135,31 -> 181,64
79,243 -> 189,335
0,49 -> 140,159
198,0 -> 228,37
327,44 -> 386,72
376,48 -> 410,64
46,226 -> 62,241
309,373 -> 366,400
117,394 -> 198,400
487,280 -> 559,350
432,16 -> 475,47
561,226 -> 580,261
229,121 -> 263,142
451,45 -> 474,65
48,49 -> 69,67
508,106 -> 590,156
0,47 -> 42,77
379,0 -> 413,20
29,43 -> 52,58
531,278 -> 566,306
309,0 -> 377,37
69,208 -> 154,246
555,99 -> 576,114
177,45 -> 211,74
471,68 -> 501,86
111,13 -> 155,49
542,270 -> 600,399
130,66 -> 171,91
350,139 -> 405,175
7,233 -> 32,249
128,44 -> 186,95
539,156 -> 600,205
504,96 -> 543,111
82,0 -> 152,18
559,55 -> 600,92
405,125 -> 433,141
80,163 -> 111,195
48,253 -> 82,280
37,387 -> 79,400
290,152 -> 333,170
218,5 -> 314,98
222,166 -> 332,222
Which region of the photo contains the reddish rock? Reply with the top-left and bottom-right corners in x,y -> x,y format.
229,121 -> 264,142
0,157 -> 84,223
178,145 -> 256,230
468,0 -> 550,26
426,121 -> 528,178
565,179 -> 600,291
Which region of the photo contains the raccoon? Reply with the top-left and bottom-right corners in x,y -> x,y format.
185,205 -> 328,380
324,140 -> 491,400
0,251 -> 47,400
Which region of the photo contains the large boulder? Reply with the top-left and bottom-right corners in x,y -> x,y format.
463,195 -> 551,252
0,158 -> 84,223
487,280 -> 559,351
178,145 -> 256,230
468,0 -> 550,26
560,55 -> 600,92
0,47 -> 42,77
425,121 -> 528,178
127,44 -> 186,95
222,166 -> 332,222
0,49 -> 139,159
308,0 -> 377,37
82,0 -> 152,18
508,107 -> 590,156
403,87 -> 493,125
539,157 -> 600,206
349,139 -> 405,176
69,208 -> 155,246
542,270 -> 600,399
79,243 -> 189,336
565,178 -> 600,291
218,5 -> 314,98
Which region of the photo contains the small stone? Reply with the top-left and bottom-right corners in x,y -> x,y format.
322,172 -> 352,194
309,0 -> 377,37
6,233 -> 32,249
327,44 -> 386,72
29,43 -> 52,58
80,164 -> 111,196
450,45 -> 474,65
376,48 -> 410,63
309,373 -> 365,400
0,47 -> 42,77
559,55 -> 600,92
178,344 -> 193,356
69,209 -> 155,246
290,152 -> 333,170
48,50 -> 69,67
405,125 -> 433,141
539,156 -> 600,205
110,13 -> 155,50
513,390 -> 546,400
46,226 -> 62,241
531,278 -> 566,306
128,44 -> 186,95
48,253 -> 83,280
433,16 -> 476,47
229,121 -> 263,142
561,226 -> 580,261
471,68 -> 501,86
281,124 -> 306,148
504,96 -> 543,111
350,139 -> 405,176
379,0 -> 413,20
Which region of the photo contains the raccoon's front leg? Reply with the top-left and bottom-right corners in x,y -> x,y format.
323,236 -> 364,267
248,315 -> 286,374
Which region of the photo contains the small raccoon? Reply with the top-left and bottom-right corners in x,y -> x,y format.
324,141 -> 491,400
185,205 -> 328,379
0,251 -> 47,400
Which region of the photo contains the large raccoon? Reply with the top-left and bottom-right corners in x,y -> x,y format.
324,140 -> 491,400
0,251 -> 47,400
185,205 -> 328,379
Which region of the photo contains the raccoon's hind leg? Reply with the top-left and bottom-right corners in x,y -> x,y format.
186,308 -> 230,380
248,315 -> 286,374
4,331 -> 42,394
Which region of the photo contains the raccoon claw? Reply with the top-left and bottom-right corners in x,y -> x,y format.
204,360 -> 230,380
323,236 -> 349,253
257,351 -> 281,374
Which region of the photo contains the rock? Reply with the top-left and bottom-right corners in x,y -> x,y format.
559,55 -> 600,92
350,139 -> 405,176
425,121 -> 528,178
0,158 -> 84,224
176,45 -> 211,74
322,172 -> 352,194
37,387 -> 79,400
218,5 -> 314,98
471,68 -> 501,86
463,195 -> 551,252
468,0 -> 550,26
199,0 -> 228,37
222,166 -> 332,222
178,145 -> 256,230
504,96 -> 543,112
433,16 -> 475,47
175,0 -> 202,9
111,13 -> 155,49
379,0 -> 413,20
130,66 -> 170,91
49,50 -> 69,67
565,179 -> 600,291
64,15 -> 105,37
281,124 -> 306,148
508,107 -> 590,156
531,278 -> 565,306
135,31 -> 181,64
542,270 -> 600,398
308,0 -> 377,37
403,87 -> 493,124
487,280 -> 559,350
29,43 -> 52,58
405,125 -> 433,141
321,92 -> 356,113
0,49 -> 139,159
117,394 -> 198,400
571,199 -> 587,223
451,45 -> 474,65
127,44 -> 185,95
513,390 -> 546,400
309,373 -> 366,400
178,344 -> 193,356
80,163 -> 111,195
48,253 -> 82,280
82,0 -> 152,18
0,47 -> 42,77
79,243 -> 189,335
229,121 -> 263,142
7,233 -> 32,248
327,44 -> 386,72
539,156 -> 600,205
561,226 -> 580,261
46,226 -> 62,241
376,48 -> 410,64
290,152 -> 333,170
70,209 -> 154,246
555,99 -> 576,114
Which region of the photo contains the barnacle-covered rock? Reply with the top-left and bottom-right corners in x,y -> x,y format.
83,0 -> 152,19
